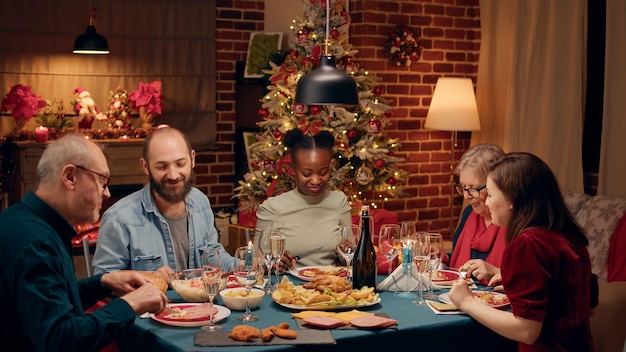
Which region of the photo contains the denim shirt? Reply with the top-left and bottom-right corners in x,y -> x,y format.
92,184 -> 236,274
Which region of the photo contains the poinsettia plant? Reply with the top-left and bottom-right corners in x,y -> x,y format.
129,81 -> 163,115
1,84 -> 47,121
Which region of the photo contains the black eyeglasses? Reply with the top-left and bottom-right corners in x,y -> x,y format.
454,183 -> 486,198
74,165 -> 110,191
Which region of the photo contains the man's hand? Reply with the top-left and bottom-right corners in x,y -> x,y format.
121,283 -> 168,315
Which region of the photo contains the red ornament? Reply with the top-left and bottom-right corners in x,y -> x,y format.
309,105 -> 322,115
250,161 -> 259,168
273,130 -> 283,139
375,159 -> 386,168
346,129 -> 357,140
336,140 -> 348,150
262,159 -> 276,173
373,86 -> 384,96
367,119 -> 382,134
258,108 -> 269,119
386,177 -> 397,186
330,28 -> 340,39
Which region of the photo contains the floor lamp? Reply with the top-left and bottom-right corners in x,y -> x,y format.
424,77 -> 481,237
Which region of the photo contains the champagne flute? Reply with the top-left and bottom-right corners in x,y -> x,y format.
422,233 -> 444,300
411,236 -> 428,306
269,230 -> 286,287
201,248 -> 222,331
379,224 -> 401,275
234,245 -> 260,322
396,225 -> 417,298
255,228 -> 274,293
336,224 -> 358,282
270,221 -> 286,288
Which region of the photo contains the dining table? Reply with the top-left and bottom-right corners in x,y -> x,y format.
116,274 -> 517,351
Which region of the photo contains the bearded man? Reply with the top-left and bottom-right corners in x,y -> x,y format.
93,127 -> 236,283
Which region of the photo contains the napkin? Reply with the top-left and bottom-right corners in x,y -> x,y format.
376,264 -> 437,292
425,300 -> 465,315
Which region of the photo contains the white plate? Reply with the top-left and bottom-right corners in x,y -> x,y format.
274,297 -> 381,311
288,266 -> 349,282
151,303 -> 231,327
438,291 -> 510,309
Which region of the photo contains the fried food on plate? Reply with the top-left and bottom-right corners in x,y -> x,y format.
260,326 -> 275,342
274,328 -> 297,339
228,325 -> 261,342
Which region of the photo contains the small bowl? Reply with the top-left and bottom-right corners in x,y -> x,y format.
170,269 -> 208,303
218,287 -> 265,311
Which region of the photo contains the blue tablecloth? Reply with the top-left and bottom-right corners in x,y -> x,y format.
118,276 -> 516,351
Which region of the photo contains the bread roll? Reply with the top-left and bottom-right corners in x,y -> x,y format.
137,271 -> 168,293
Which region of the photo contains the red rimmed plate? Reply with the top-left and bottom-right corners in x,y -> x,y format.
289,266 -> 348,281
151,303 -> 231,327
438,291 -> 510,309
431,269 -> 460,283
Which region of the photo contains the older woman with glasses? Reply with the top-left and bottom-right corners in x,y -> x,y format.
443,144 -> 505,287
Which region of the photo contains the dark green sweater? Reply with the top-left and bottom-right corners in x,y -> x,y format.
0,192 -> 136,351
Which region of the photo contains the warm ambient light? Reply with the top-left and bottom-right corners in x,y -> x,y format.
424,77 -> 481,237
73,5 -> 109,55
294,0 -> 358,106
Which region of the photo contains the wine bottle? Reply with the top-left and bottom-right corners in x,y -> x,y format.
352,205 -> 377,289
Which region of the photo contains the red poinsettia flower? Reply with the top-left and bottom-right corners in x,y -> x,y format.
1,84 -> 47,121
129,81 -> 163,115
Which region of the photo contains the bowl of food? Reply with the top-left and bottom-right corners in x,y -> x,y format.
170,269 -> 209,303
218,287 -> 265,311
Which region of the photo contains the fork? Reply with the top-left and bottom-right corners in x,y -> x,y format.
458,265 -> 470,280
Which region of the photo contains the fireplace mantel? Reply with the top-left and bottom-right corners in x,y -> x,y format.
7,139 -> 147,205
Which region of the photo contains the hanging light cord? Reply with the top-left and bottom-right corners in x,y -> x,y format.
325,0 -> 330,55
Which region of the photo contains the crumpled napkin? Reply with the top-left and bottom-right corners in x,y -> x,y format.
376,264 -> 437,292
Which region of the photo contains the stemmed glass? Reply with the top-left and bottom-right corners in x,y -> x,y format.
234,245 -> 260,322
270,221 -> 286,289
255,228 -> 275,293
336,224 -> 358,282
422,233 -> 443,300
397,221 -> 417,297
201,248 -> 222,331
411,233 -> 428,305
379,224 -> 401,275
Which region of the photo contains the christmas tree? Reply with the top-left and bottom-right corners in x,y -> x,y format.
233,0 -> 409,212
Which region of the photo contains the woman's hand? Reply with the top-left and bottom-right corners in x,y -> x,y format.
448,278 -> 474,310
487,273 -> 504,291
462,259 -> 500,282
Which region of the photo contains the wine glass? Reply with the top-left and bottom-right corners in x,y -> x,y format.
255,228 -> 274,293
422,233 -> 444,300
270,221 -> 286,289
234,245 -> 260,322
396,225 -> 417,298
336,224 -> 358,282
269,230 -> 286,288
411,233 -> 428,305
379,224 -> 401,275
201,248 -> 222,331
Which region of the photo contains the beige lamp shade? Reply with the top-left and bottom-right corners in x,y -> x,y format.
424,77 -> 481,132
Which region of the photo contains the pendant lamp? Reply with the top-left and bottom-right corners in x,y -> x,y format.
73,5 -> 109,55
294,0 -> 358,106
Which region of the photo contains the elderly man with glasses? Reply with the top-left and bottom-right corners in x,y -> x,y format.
0,133 -> 168,351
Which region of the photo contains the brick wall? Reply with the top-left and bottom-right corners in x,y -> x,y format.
211,0 -> 481,239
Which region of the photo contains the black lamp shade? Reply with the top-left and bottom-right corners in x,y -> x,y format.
294,55 -> 359,106
73,25 -> 109,54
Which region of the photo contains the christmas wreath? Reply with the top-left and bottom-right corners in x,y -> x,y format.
386,25 -> 423,67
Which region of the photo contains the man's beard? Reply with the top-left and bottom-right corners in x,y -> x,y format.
150,170 -> 195,203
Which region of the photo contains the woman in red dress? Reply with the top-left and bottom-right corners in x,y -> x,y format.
449,152 -> 596,351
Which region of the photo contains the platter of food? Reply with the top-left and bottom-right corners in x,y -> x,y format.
431,269 -> 460,283
288,266 -> 348,281
151,303 -> 231,327
438,291 -> 510,309
272,276 -> 379,310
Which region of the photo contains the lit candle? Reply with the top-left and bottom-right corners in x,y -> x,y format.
119,135 -> 130,141
35,126 -> 48,143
